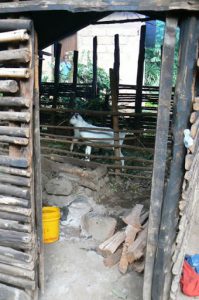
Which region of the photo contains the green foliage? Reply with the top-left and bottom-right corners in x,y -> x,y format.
144,21 -> 179,87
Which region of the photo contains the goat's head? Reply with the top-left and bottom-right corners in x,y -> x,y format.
69,113 -> 84,126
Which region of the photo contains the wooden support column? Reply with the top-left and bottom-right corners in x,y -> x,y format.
92,36 -> 97,98
52,42 -> 61,127
152,16 -> 199,300
143,17 -> 178,300
73,50 -> 78,90
38,50 -> 43,91
114,34 -> 120,93
135,25 -> 146,128
110,68 -> 120,173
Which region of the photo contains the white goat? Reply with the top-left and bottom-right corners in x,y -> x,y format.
69,113 -> 126,166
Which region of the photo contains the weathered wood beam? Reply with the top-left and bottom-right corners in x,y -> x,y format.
0,272 -> 35,290
0,195 -> 29,207
0,245 -> 33,263
92,36 -> 97,98
0,211 -> 30,223
0,96 -> 29,107
143,16 -> 178,300
0,166 -> 30,177
0,48 -> 30,64
0,1 -> 198,13
0,263 -> 34,280
152,16 -> 199,300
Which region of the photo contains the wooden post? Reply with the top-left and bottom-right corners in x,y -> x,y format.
152,16 -> 199,300
114,34 -> 120,93
53,42 -> 61,109
143,17 -> 178,300
110,68 -> 120,173
34,32 -> 44,293
135,25 -> 146,124
38,50 -> 43,90
73,50 -> 78,89
92,36 -> 97,98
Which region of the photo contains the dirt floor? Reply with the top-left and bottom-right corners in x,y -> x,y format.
39,237 -> 143,300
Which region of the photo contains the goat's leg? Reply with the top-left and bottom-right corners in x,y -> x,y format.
70,138 -> 78,152
120,150 -> 125,168
85,145 -> 92,161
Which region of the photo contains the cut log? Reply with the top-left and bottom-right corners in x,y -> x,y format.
0,68 -> 30,79
0,263 -> 35,280
190,111 -> 199,123
0,254 -> 34,271
122,204 -> 143,226
0,184 -> 30,199
99,231 -> 126,255
0,48 -> 30,64
0,135 -> 29,145
0,272 -> 35,290
127,224 -> 148,264
0,112 -> 30,122
119,205 -> 143,274
103,248 -> 123,267
0,126 -> 29,137
0,29 -> 29,43
185,154 -> 194,170
131,259 -> 145,273
0,156 -> 28,168
0,283 -> 30,300
0,219 -> 31,233
191,117 -> 199,138
0,195 -> 29,207
0,166 -> 30,177
0,228 -> 32,243
0,205 -> 31,216
0,80 -> 18,93
193,102 -> 199,110
0,97 -> 29,107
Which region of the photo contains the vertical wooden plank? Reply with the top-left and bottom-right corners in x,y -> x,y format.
152,16 -> 199,300
143,17 -> 178,300
92,36 -> 97,98
38,50 -> 43,91
53,42 -> 61,109
110,68 -> 120,173
73,50 -> 78,90
114,34 -> 120,92
34,31 -> 44,293
135,25 -> 146,115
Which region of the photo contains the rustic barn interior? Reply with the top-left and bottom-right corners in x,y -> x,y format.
0,1 -> 198,300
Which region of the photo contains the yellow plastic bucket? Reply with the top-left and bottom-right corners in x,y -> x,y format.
42,206 -> 61,244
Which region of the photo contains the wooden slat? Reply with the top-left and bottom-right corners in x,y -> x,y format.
0,112 -> 30,122
0,195 -> 29,207
0,283 -> 30,300
0,211 -> 30,223
0,184 -> 30,199
0,135 -> 29,145
143,17 -> 178,300
0,205 -> 31,216
0,68 -> 29,79
0,126 -> 29,138
152,16 -> 199,300
0,48 -> 30,64
0,155 -> 29,168
0,245 -> 32,263
0,96 -> 29,107
0,29 -> 29,43
0,273 -> 35,290
0,166 -> 30,177
0,19 -> 32,31
0,219 -> 31,233
0,263 -> 34,280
